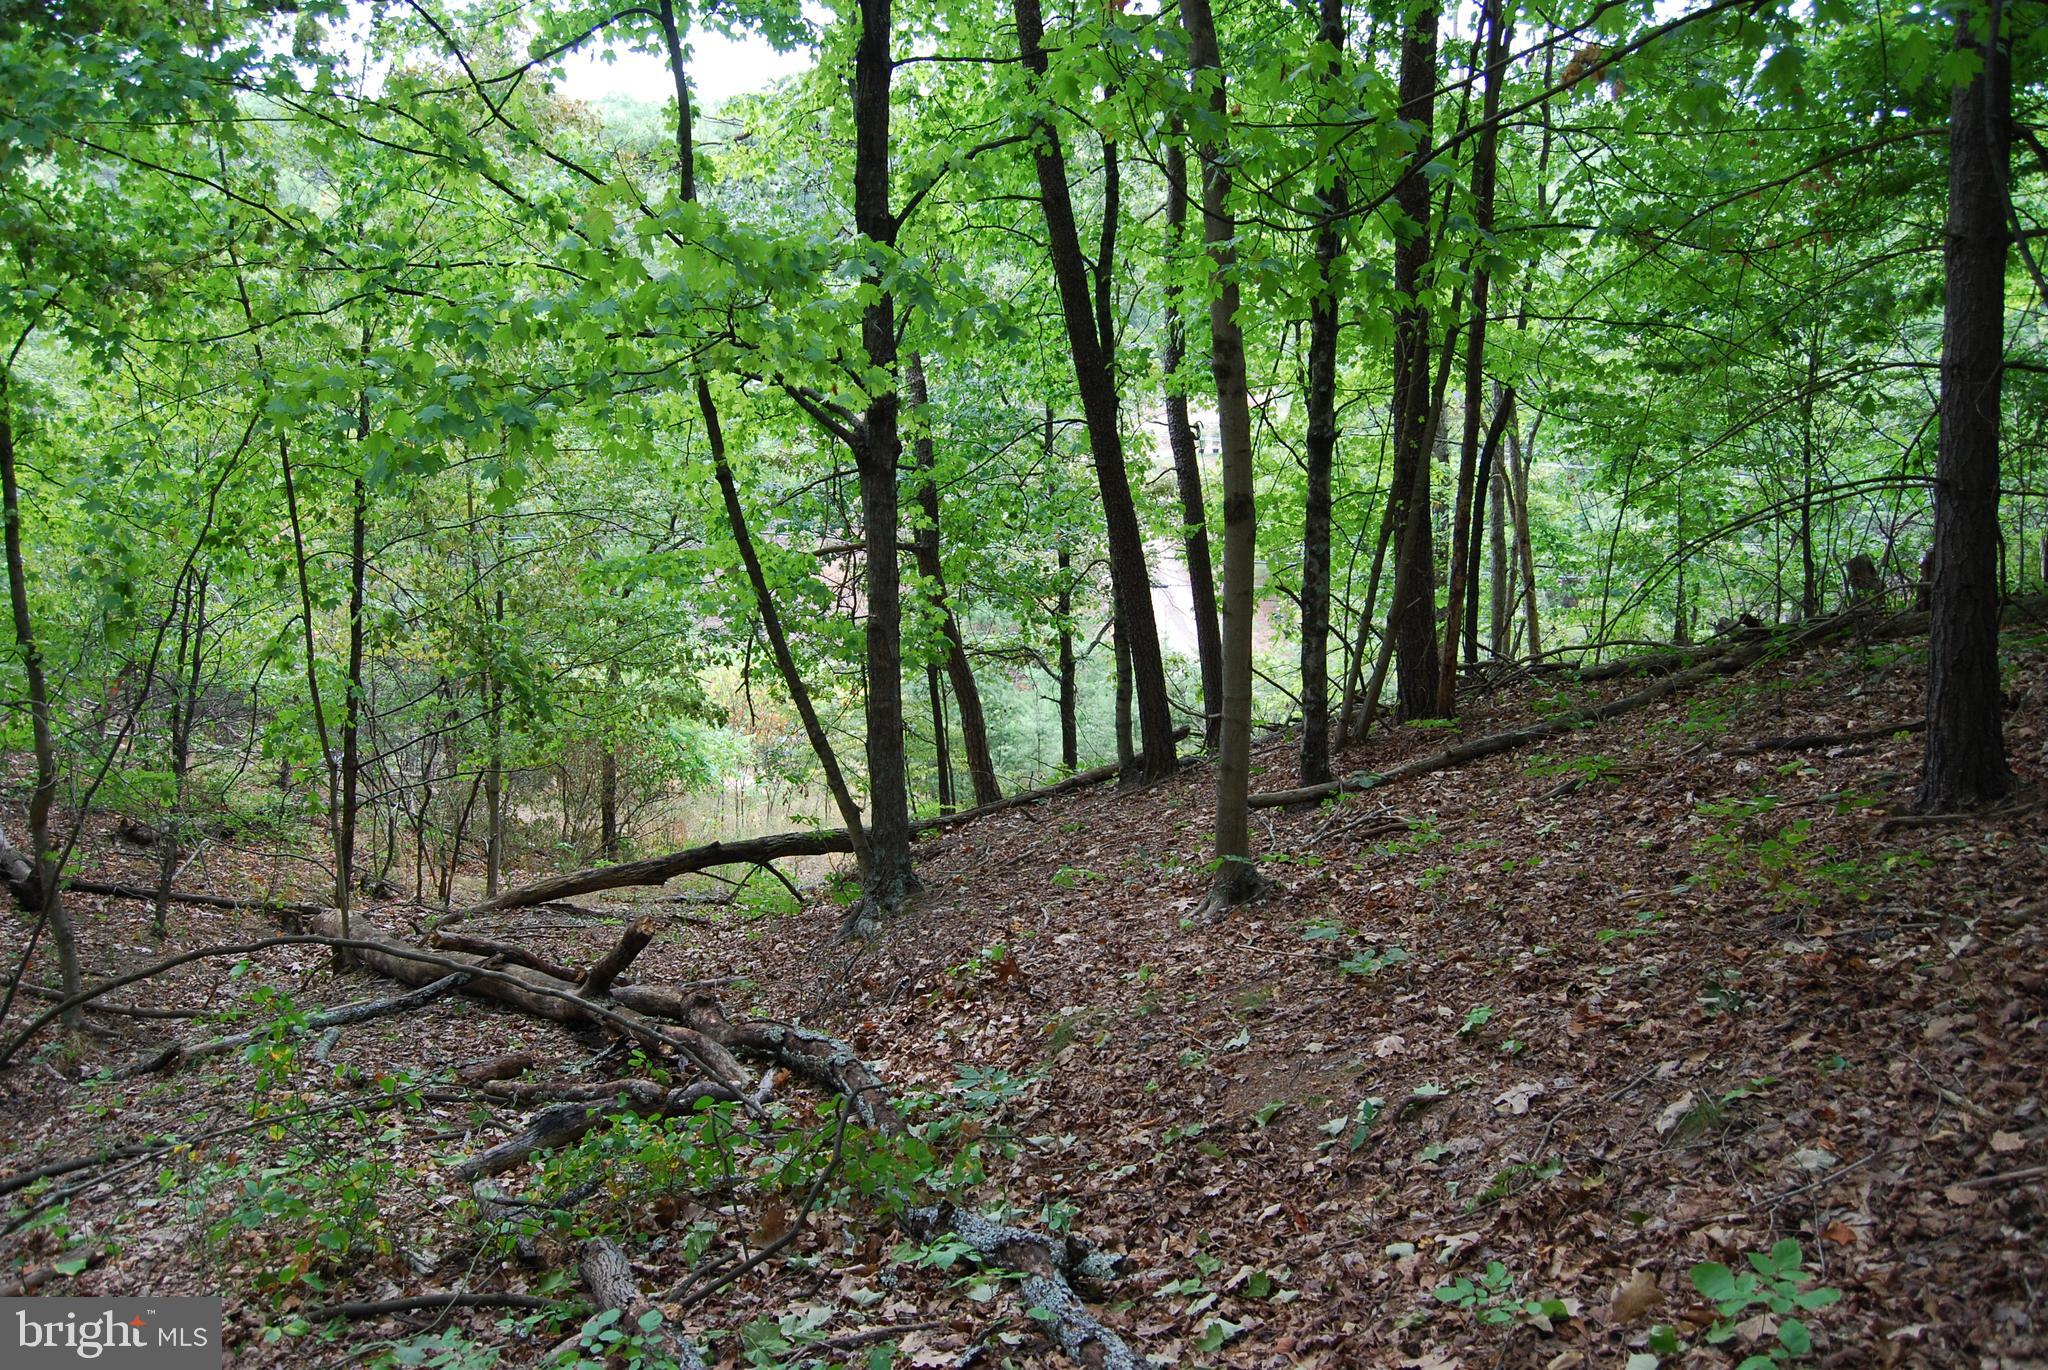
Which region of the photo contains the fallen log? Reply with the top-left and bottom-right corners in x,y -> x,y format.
109,971 -> 471,1081
62,879 -> 332,919
1732,719 -> 1925,754
1254,612 -> 1863,810
457,1051 -> 538,1085
452,728 -> 1191,921
430,932 -> 583,983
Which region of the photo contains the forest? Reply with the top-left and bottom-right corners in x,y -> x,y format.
1,0 -> 2044,1364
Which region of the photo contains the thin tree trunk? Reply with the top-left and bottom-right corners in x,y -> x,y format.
1509,413 -> 1542,657
1917,0 -> 2013,811
153,569 -> 207,937
1387,0 -> 1443,719
1014,0 -> 1175,781
1182,0 -> 1261,911
927,662 -> 954,814
1337,505 -> 1397,748
1438,0 -> 1507,713
1162,136 -> 1223,750
1297,0 -> 1350,787
656,1 -> 871,866
903,352 -> 999,806
1056,543 -> 1078,771
335,331 -> 372,940
0,375 -> 81,1022
848,0 -> 920,916
481,593 -> 504,900
1798,322 -> 1823,619
1488,431 -> 1510,660
1113,610 -> 1134,780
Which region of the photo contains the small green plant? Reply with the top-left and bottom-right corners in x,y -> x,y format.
1597,910 -> 1665,944
1525,752 -> 1622,786
1457,1005 -> 1494,1036
1432,1261 -> 1571,1331
1338,945 -> 1409,977
1050,865 -> 1099,890
1371,818 -> 1441,857
1680,1239 -> 1841,1367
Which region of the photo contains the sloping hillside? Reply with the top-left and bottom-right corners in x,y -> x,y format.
4,622 -> 2044,1368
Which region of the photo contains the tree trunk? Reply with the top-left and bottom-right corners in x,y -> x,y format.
481,597 -> 504,900
0,375 -> 82,1023
1181,0 -> 1262,912
849,0 -> 921,918
1113,610 -> 1135,781
336,333 -> 372,938
656,1 -> 872,866
1489,424 -> 1510,660
1509,413 -> 1542,657
1297,0 -> 1349,787
153,569 -> 207,937
1387,0 -> 1443,720
927,661 -> 954,814
1163,137 -> 1224,751
1917,0 -> 2014,811
1464,386 -> 1512,665
904,352 -> 1000,806
1014,0 -> 1175,781
1056,542 -> 1078,771
599,744 -> 620,861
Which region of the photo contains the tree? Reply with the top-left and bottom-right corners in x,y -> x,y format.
1918,0 -> 2015,811
1180,0 -> 1261,912
1013,0 -> 1178,784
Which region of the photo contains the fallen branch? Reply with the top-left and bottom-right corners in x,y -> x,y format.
453,1081 -> 735,1181
62,879 -> 331,919
429,932 -> 583,983
109,971 -> 471,1080
453,728 -> 1190,921
1253,613 -> 1863,809
904,1202 -> 1141,1370
1733,720 -> 1925,754
574,1237 -> 710,1370
303,1291 -> 567,1322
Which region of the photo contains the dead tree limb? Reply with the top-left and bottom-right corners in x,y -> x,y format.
453,728 -> 1190,921
569,1237 -> 709,1370
904,1202 -> 1141,1370
304,1291 -> 567,1322
430,932 -> 583,983
453,1081 -> 737,1181
1253,614 -> 1863,809
580,918 -> 654,998
109,971 -> 471,1080
1733,720 -> 1925,754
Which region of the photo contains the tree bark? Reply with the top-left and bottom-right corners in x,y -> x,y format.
1918,0 -> 2014,811
0,374 -> 82,1023
1443,0 -> 1510,700
904,352 -> 1000,806
1013,0 -> 1176,782
843,0 -> 922,921
1055,539 -> 1079,771
1162,137 -> 1224,751
1181,0 -> 1262,913
1387,0 -> 1443,719
336,330 -> 373,938
1297,0 -> 1350,788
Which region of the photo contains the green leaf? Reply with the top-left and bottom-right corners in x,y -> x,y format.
1691,1262 -> 1737,1300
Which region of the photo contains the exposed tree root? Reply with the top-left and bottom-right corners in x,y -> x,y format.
905,1202 -> 1143,1369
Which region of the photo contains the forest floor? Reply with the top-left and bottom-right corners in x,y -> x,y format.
3,619 -> 2046,1369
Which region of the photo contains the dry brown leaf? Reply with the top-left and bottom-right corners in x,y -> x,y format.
1609,1268 -> 1662,1322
